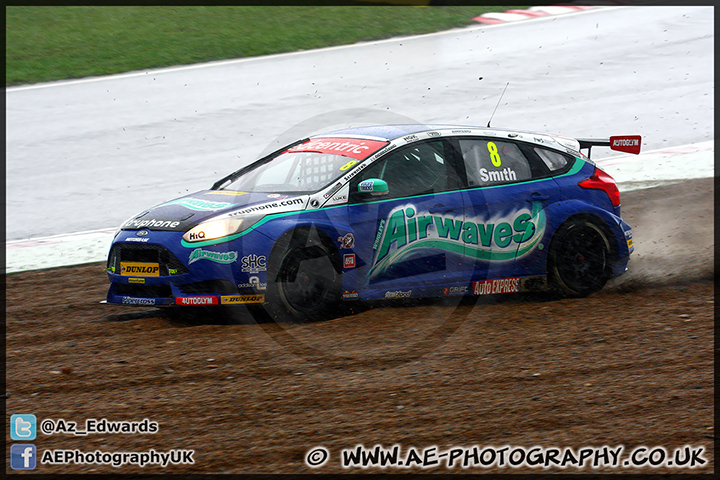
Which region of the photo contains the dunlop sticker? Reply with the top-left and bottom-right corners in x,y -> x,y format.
221,294 -> 265,305
120,262 -> 160,277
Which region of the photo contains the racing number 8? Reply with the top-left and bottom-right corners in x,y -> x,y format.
340,160 -> 358,171
488,142 -> 502,167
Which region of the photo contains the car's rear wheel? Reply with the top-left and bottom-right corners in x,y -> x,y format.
547,219 -> 611,297
264,228 -> 342,322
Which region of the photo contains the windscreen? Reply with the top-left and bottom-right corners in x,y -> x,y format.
222,137 -> 388,194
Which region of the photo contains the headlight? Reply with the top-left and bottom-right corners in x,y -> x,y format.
182,215 -> 263,243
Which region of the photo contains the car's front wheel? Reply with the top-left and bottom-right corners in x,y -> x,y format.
547,219 -> 611,297
265,228 -> 342,322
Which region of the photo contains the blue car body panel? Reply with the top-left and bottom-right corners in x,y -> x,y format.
106,125 -> 635,308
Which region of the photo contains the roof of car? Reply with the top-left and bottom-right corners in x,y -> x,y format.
318,124 -> 582,154
320,124 -> 476,141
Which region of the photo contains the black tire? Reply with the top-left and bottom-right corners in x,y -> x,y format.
264,228 -> 342,323
547,219 -> 611,297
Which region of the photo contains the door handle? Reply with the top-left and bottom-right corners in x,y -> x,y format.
526,192 -> 550,202
429,204 -> 454,214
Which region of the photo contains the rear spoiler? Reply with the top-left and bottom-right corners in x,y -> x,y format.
577,135 -> 642,158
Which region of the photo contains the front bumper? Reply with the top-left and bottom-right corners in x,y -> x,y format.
106,230 -> 267,306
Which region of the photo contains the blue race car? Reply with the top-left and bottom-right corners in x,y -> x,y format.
106,125 -> 640,321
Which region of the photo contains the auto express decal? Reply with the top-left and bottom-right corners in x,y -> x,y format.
368,203 -> 546,281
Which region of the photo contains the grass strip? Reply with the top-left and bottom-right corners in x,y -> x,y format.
6,6 -> 522,86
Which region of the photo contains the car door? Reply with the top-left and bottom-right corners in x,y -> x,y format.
452,136 -> 562,286
345,138 -> 471,298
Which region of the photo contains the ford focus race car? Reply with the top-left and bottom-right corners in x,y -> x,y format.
106,125 -> 640,321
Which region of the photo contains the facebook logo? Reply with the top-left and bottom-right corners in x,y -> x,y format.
11,444 -> 37,470
10,414 -> 36,440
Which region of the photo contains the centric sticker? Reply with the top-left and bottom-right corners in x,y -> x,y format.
286,137 -> 388,161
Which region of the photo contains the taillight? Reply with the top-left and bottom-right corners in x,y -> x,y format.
578,167 -> 620,207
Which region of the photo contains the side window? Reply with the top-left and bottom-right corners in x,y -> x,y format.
534,147 -> 570,172
459,139 -> 532,187
355,140 -> 458,199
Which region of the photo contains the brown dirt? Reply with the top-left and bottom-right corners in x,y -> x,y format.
5,177 -> 715,475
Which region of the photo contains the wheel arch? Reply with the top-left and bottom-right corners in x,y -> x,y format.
548,212 -> 618,271
544,199 -> 627,268
263,221 -> 345,322
545,213 -> 617,297
267,222 -> 344,279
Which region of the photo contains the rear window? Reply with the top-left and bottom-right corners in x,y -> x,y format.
534,147 -> 570,171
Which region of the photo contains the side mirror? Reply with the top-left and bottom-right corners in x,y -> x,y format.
358,178 -> 389,196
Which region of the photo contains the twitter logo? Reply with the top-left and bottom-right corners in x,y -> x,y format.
11,414 -> 37,440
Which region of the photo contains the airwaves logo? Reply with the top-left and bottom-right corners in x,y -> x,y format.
161,198 -> 232,211
188,248 -> 238,265
369,203 -> 546,280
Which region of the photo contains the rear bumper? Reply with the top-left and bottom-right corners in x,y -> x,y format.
609,218 -> 634,278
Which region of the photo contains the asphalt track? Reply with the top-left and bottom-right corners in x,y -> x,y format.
6,6 -> 713,244
4,6 -> 715,475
